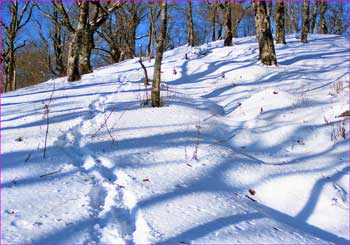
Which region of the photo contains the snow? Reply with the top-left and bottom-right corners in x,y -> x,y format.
1,34 -> 350,244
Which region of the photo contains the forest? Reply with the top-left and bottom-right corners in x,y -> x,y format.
1,0 -> 350,244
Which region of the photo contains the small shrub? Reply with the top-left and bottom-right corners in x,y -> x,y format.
331,120 -> 347,141
329,80 -> 347,96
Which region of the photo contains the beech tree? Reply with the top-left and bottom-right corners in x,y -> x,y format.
309,1 -> 319,33
223,1 -> 233,46
275,0 -> 286,44
320,0 -> 328,34
253,1 -> 277,66
301,0 -> 310,43
95,12 -> 123,64
146,3 -> 158,57
36,7 -> 68,77
1,1 -> 33,92
79,2 -> 123,74
231,3 -> 251,38
285,1 -> 300,33
207,1 -> 217,41
151,1 -> 167,107
187,0 -> 195,46
218,1 -> 250,46
50,1 -> 122,81
51,1 -> 88,81
119,2 -> 147,58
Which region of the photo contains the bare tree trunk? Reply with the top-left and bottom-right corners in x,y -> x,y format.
51,9 -> 67,76
285,1 -> 291,33
7,43 -> 16,91
333,3 -> 344,35
187,0 -> 195,46
275,0 -> 286,44
208,2 -> 217,41
67,35 -> 81,81
110,45 -> 121,63
79,30 -> 94,75
290,2 -> 299,32
254,1 -> 277,66
301,0 -> 310,43
151,1 -> 167,107
130,18 -> 137,57
67,1 -> 89,81
224,1 -> 233,46
146,3 -> 155,57
37,7 -> 67,78
10,61 -> 17,90
53,35 -> 66,76
217,23 -> 223,40
54,1 -> 122,81
232,19 -> 242,38
320,0 -> 328,34
266,1 -> 272,19
309,0 -> 319,33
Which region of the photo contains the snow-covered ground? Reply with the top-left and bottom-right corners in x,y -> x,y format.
1,34 -> 350,244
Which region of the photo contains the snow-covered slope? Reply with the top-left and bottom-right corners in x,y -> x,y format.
1,34 -> 349,244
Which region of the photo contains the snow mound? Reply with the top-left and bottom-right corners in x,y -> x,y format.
228,88 -> 297,121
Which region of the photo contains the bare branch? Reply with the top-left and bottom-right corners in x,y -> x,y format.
13,41 -> 26,52
18,1 -> 34,31
0,20 -> 10,36
52,2 -> 75,33
136,34 -> 149,40
94,46 -> 112,54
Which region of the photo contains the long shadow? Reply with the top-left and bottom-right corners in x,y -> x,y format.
3,119 -> 348,244
28,217 -> 94,244
279,50 -> 348,66
0,106 -> 85,123
1,169 -> 78,189
254,201 -> 350,244
167,54 -> 256,87
160,212 -> 264,244
296,166 -> 350,221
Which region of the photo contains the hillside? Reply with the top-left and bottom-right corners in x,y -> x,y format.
1,34 -> 350,244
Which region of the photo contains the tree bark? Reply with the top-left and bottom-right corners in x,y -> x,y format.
146,3 -> 155,57
217,23 -> 223,40
129,5 -> 138,57
79,30 -> 94,75
309,1 -> 319,33
67,1 -> 89,81
224,1 -> 233,46
254,1 -> 277,66
301,0 -> 310,43
320,0 -> 328,34
232,19 -> 242,38
50,9 -> 67,77
7,41 -> 16,91
67,34 -> 81,81
208,2 -> 217,41
266,1 -> 272,19
151,1 -> 167,107
8,49 -> 16,91
187,0 -> 195,46
290,2 -> 299,32
275,0 -> 286,44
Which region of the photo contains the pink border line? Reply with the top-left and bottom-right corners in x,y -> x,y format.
0,0 -> 349,245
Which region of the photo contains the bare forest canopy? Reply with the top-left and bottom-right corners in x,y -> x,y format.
1,0 -> 349,92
